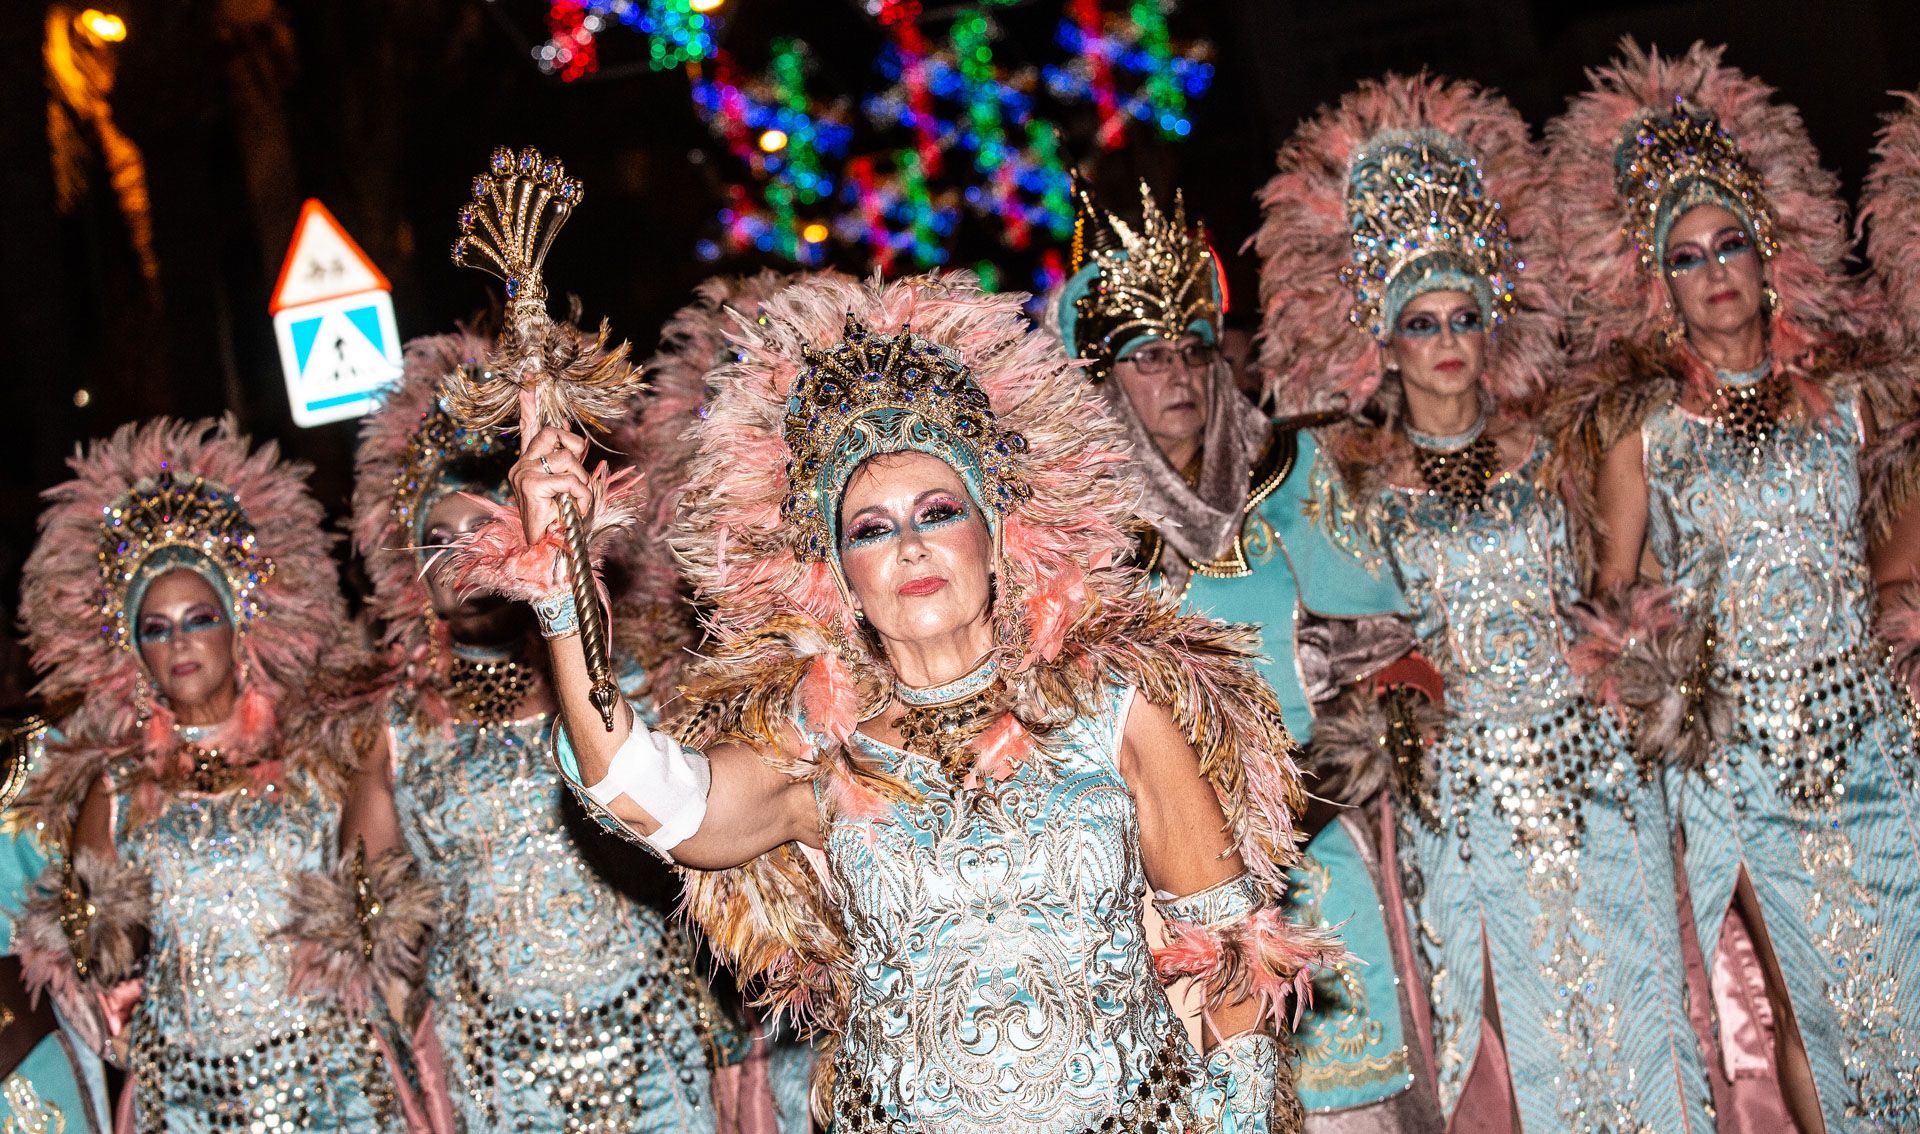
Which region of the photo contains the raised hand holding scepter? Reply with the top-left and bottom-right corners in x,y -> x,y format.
442,146 -> 646,729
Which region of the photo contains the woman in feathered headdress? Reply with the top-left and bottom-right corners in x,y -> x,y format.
316,328 -> 766,1133
12,416 -> 419,1131
491,271 -> 1340,1131
1051,175 -> 1441,1131
1545,40 -> 1920,1129
1257,73 -> 1714,1131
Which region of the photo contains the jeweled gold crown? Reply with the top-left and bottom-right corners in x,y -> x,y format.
1613,98 -> 1778,274
1342,128 -> 1517,342
781,316 -> 1029,561
1066,178 -> 1222,382
389,381 -> 513,545
97,472 -> 269,651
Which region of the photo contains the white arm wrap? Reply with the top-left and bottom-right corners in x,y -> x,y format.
586,726 -> 712,856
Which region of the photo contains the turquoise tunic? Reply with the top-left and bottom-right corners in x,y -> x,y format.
389,663 -> 746,1133
1156,428 -> 1424,1120
1642,391 -> 1920,1128
1375,442 -> 1713,1131
0,729 -> 109,1132
115,766 -> 405,1132
823,682 -> 1214,1133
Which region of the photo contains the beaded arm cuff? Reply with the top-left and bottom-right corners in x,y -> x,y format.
551,705 -> 710,863
1153,872 -> 1262,927
1152,872 -> 1349,1033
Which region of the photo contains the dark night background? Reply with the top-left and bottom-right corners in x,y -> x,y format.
4,0 -> 1917,707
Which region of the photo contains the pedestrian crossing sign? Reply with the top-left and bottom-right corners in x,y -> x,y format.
269,200 -> 402,427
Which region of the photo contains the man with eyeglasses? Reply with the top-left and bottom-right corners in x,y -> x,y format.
1053,177 -> 1445,1133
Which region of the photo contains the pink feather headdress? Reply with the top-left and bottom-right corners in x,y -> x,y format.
350,330 -> 508,692
1544,39 -> 1871,366
21,415 -> 344,754
1862,91 -> 1920,351
671,270 -> 1139,661
1251,72 -> 1559,417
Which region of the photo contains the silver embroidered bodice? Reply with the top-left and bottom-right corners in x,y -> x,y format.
822,681 -> 1197,1133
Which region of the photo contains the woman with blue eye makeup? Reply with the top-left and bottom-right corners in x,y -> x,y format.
11,416 -> 423,1132
446,272 -> 1349,1132
1258,74 -> 1714,1131
1548,42 -> 1920,1130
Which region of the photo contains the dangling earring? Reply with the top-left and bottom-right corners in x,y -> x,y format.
1762,282 -> 1780,317
134,673 -> 156,728
1659,304 -> 1685,349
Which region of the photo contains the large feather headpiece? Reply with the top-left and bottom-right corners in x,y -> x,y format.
22,416 -> 344,747
1544,39 -> 1869,363
1252,72 -> 1557,416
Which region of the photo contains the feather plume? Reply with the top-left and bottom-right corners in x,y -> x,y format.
437,467 -> 642,604
1881,582 -> 1920,704
282,846 -> 442,1015
1566,584 -> 1731,773
1859,91 -> 1920,354
1303,683 -> 1445,809
446,317 -> 643,438
15,851 -> 150,1054
1155,907 -> 1351,1032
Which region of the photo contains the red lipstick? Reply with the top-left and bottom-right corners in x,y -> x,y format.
898,576 -> 947,597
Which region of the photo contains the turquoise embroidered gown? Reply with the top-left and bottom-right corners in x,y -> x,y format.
1153,427 -> 1431,1123
388,662 -> 752,1133
0,728 -> 109,1132
1641,389 -> 1920,1127
1370,441 -> 1713,1131
114,764 -> 405,1132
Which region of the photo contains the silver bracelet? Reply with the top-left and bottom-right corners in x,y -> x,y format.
532,589 -> 580,639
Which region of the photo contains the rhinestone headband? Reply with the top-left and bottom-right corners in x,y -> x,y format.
1341,128 -> 1518,342
98,471 -> 270,652
780,316 -> 1030,562
1613,98 -> 1778,274
1064,179 -> 1223,383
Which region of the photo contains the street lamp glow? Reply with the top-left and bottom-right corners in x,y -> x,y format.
79,9 -> 127,42
758,128 -> 789,153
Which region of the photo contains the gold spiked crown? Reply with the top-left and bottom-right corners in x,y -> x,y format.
781,316 -> 1030,562
1341,128 -> 1518,342
98,472 -> 270,653
1062,178 -> 1223,383
1613,97 -> 1778,275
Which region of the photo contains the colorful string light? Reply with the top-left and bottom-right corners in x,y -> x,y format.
536,0 -> 719,80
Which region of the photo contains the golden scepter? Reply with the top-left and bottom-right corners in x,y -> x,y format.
447,146 -> 642,729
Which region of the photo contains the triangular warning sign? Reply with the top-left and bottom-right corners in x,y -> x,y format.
268,200 -> 392,313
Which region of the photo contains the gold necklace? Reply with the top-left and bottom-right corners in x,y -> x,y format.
448,654 -> 535,725
1708,371 -> 1787,451
894,656 -> 1003,786
1411,434 -> 1501,504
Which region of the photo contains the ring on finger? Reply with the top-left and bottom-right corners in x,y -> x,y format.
539,455 -> 554,475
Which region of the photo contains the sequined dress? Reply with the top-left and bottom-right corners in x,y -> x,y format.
1641,389 -> 1920,1127
114,765 -> 403,1133
389,682 -> 740,1134
1373,442 -> 1713,1131
817,681 -> 1210,1134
